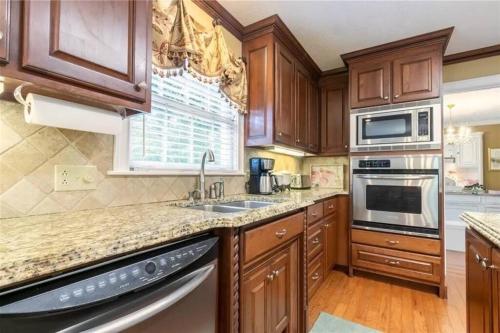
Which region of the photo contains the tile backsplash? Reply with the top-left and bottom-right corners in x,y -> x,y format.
0,100 -> 246,218
0,100 -> 349,219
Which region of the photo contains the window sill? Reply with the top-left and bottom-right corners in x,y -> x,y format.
107,170 -> 246,176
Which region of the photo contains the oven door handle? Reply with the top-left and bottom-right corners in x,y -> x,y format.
77,264 -> 215,333
355,175 -> 436,180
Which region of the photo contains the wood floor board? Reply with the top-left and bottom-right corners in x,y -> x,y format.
308,251 -> 466,333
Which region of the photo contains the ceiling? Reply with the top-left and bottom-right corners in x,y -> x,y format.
220,1 -> 500,70
443,87 -> 500,126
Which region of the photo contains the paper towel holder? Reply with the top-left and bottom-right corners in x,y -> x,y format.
13,82 -> 33,109
14,82 -> 127,119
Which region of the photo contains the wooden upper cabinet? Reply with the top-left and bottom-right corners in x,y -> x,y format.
466,228 -> 492,333
294,62 -> 309,149
349,60 -> 391,108
392,48 -> 441,103
0,0 -> 10,64
320,75 -> 349,155
307,82 -> 320,153
22,0 -> 149,103
274,43 -> 295,146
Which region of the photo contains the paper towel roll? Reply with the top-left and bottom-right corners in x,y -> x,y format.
24,93 -> 124,135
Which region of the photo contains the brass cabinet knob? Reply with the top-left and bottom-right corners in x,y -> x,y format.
394,94 -> 400,98
267,273 -> 274,281
134,81 -> 148,91
312,237 -> 320,245
386,240 -> 400,245
275,229 -> 287,239
384,259 -> 400,266
0,31 -> 3,40
344,144 -> 348,149
278,132 -> 283,136
383,96 -> 389,100
296,138 -> 300,143
311,273 -> 320,281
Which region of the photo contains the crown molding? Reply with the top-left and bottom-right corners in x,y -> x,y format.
243,15 -> 322,77
443,44 -> 500,65
192,0 -> 244,40
340,27 -> 454,65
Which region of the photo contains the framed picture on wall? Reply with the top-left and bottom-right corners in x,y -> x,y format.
488,148 -> 500,171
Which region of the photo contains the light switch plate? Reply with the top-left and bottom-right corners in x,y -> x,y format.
54,165 -> 98,191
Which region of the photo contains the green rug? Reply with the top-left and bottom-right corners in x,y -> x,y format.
310,312 -> 381,333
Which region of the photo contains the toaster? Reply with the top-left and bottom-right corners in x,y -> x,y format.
290,174 -> 311,189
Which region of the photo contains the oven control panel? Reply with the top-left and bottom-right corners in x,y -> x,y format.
358,160 -> 390,168
0,237 -> 218,314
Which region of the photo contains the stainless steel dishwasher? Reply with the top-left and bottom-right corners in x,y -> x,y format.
0,234 -> 218,333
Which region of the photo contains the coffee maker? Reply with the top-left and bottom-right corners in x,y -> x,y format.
248,158 -> 277,194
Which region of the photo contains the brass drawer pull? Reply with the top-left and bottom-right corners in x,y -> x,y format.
311,212 -> 318,217
312,237 -> 320,245
324,223 -> 330,228
311,273 -> 320,281
384,259 -> 400,266
386,240 -> 400,245
273,270 -> 280,277
328,205 -> 334,209
267,273 -> 274,281
275,229 -> 287,239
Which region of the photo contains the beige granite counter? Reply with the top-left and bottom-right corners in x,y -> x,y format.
0,188 -> 348,290
461,212 -> 500,247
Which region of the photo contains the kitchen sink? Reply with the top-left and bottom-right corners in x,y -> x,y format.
188,204 -> 249,213
220,200 -> 276,209
187,201 -> 275,213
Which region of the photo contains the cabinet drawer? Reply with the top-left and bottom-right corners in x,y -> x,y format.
351,229 -> 440,256
244,212 -> 304,264
352,243 -> 441,283
323,198 -> 337,216
307,203 -> 323,225
307,222 -> 324,261
308,253 -> 324,300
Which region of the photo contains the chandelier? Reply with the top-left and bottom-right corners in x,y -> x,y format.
445,103 -> 471,145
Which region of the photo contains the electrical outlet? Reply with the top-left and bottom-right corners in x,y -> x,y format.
55,165 -> 98,191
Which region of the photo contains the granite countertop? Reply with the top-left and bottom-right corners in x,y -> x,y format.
0,188 -> 348,290
461,212 -> 500,247
446,191 -> 500,197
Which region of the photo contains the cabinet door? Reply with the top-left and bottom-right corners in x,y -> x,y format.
321,86 -> 348,154
294,63 -> 309,149
493,249 -> 500,333
242,262 -> 271,333
392,49 -> 441,103
349,60 -> 391,108
275,43 -> 295,146
458,135 -> 482,169
323,215 -> 337,273
0,0 -> 10,63
466,228 -> 492,333
269,241 -> 298,333
22,0 -> 149,102
307,82 -> 320,153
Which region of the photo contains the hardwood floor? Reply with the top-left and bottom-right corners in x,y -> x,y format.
308,251 -> 466,333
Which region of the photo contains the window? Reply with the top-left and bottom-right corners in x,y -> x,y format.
124,71 -> 242,173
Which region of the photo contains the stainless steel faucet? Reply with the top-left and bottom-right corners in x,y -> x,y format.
199,149 -> 215,200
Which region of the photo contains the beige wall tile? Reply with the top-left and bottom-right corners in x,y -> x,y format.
0,201 -> 22,219
26,127 -> 68,158
59,128 -> 85,143
29,197 -> 65,215
48,190 -> 88,210
1,102 -> 42,138
0,179 -> 46,213
0,160 -> 23,193
1,141 -> 46,176
0,118 -> 22,153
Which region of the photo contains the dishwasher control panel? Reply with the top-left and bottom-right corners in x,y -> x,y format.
0,237 -> 218,314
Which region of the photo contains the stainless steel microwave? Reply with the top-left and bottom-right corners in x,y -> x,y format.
350,103 -> 442,152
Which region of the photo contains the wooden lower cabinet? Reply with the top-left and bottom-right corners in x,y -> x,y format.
323,214 -> 337,272
493,248 -> 500,333
241,240 -> 300,333
466,227 -> 496,333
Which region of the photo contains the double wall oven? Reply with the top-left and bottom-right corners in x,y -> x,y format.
351,155 -> 441,238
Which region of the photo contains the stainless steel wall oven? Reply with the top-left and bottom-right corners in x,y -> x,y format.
351,155 -> 441,238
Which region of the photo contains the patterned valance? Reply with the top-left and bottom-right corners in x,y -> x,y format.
152,0 -> 247,114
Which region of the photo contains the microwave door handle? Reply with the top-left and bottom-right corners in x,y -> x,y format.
355,175 -> 435,180
75,264 -> 215,333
